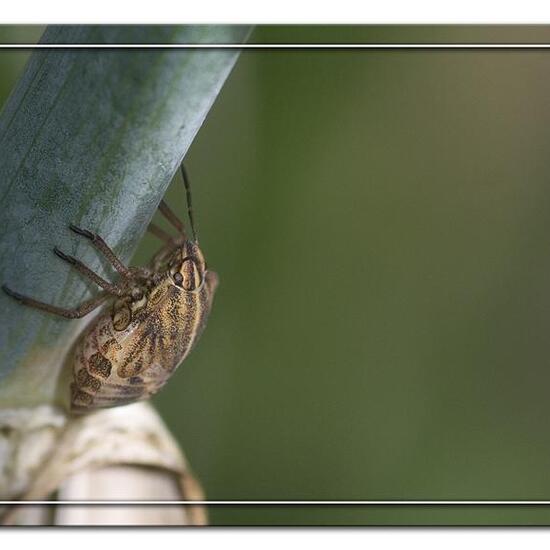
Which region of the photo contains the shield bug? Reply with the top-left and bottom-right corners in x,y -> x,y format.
2,165 -> 218,414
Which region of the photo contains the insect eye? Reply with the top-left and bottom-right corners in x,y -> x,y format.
179,258 -> 202,291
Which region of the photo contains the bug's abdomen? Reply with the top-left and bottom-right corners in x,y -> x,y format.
70,313 -> 155,413
71,314 -> 125,412
70,281 -> 215,413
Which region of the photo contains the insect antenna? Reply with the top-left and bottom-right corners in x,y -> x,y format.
181,164 -> 198,243
155,163 -> 198,243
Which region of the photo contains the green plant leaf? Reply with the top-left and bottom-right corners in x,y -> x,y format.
0,25 -> 250,407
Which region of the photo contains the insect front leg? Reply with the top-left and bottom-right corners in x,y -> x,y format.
2,286 -> 109,319
69,224 -> 131,278
53,247 -> 125,295
147,222 -> 174,244
158,200 -> 187,236
3,224 -> 138,319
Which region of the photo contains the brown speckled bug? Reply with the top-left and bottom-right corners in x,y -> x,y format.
2,165 -> 218,414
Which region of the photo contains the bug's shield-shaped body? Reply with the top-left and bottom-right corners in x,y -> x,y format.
70,240 -> 218,413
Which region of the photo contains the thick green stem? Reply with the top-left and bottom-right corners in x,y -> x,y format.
0,25 -> 250,407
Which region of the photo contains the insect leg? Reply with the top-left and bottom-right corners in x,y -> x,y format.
158,200 -> 187,236
53,247 -> 124,295
69,224 -> 131,278
147,222 -> 173,244
2,286 -> 109,319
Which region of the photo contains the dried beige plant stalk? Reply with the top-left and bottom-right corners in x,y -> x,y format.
0,402 -> 206,526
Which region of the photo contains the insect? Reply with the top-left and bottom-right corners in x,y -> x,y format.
2,165 -> 218,414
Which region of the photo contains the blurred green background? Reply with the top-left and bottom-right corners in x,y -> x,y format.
4,25 -> 550,525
